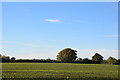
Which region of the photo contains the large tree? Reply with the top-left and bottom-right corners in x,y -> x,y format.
92,53 -> 103,62
57,48 -> 77,62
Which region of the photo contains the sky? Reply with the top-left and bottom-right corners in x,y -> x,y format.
1,2 -> 118,59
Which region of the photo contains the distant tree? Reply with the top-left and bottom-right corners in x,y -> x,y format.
76,57 -> 82,61
11,57 -> 16,61
57,48 -> 77,62
92,53 -> 103,63
107,56 -> 117,64
33,58 -> 36,61
118,59 -> 120,64
82,58 -> 90,62
46,58 -> 52,62
0,54 -> 2,62
2,55 -> 10,61
101,60 -> 108,64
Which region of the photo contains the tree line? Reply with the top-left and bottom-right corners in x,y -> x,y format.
0,48 -> 119,65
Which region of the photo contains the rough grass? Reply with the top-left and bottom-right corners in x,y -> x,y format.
2,63 -> 119,80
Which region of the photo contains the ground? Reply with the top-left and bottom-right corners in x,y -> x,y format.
2,63 -> 118,80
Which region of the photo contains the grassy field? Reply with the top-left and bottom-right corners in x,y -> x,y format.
2,63 -> 119,80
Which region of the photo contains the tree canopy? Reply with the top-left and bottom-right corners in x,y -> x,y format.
92,53 -> 103,62
107,56 -> 117,64
57,48 -> 77,62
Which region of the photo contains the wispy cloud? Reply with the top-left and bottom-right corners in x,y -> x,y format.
0,41 -> 17,44
104,35 -> 119,38
0,41 -> 39,47
44,19 -> 61,23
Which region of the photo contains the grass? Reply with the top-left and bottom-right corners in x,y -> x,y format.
2,63 -> 119,80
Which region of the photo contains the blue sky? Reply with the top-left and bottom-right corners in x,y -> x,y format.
2,2 -> 118,59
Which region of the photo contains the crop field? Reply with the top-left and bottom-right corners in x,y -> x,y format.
2,63 -> 119,80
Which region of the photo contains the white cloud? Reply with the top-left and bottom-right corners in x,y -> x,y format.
44,19 -> 61,22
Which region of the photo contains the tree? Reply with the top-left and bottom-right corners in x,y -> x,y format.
11,57 -> 16,61
101,60 -> 108,64
57,48 -> 77,62
46,58 -> 52,62
0,54 -> 2,62
2,55 -> 10,62
118,59 -> 120,65
82,58 -> 90,62
107,56 -> 117,64
76,57 -> 82,61
92,53 -> 103,62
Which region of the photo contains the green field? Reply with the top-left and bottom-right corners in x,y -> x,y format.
2,63 -> 119,80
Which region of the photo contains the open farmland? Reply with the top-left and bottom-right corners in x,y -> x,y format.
2,63 -> 118,80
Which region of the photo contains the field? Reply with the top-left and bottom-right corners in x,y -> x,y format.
2,63 -> 119,80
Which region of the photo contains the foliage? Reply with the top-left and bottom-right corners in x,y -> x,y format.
92,53 -> 103,63
82,58 -> 90,62
118,59 -> 120,65
1,55 -> 10,62
107,56 -> 118,64
0,53 -> 119,65
11,57 -> 16,61
57,48 -> 77,62
76,57 -> 82,61
101,60 -> 108,64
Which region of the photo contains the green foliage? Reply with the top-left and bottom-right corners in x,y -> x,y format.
76,57 -> 82,61
107,56 -> 117,64
118,59 -> 120,64
101,60 -> 108,64
82,58 -> 90,62
11,57 -> 16,61
57,48 -> 77,62
92,53 -> 103,62
0,54 -> 16,62
2,55 -> 10,61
